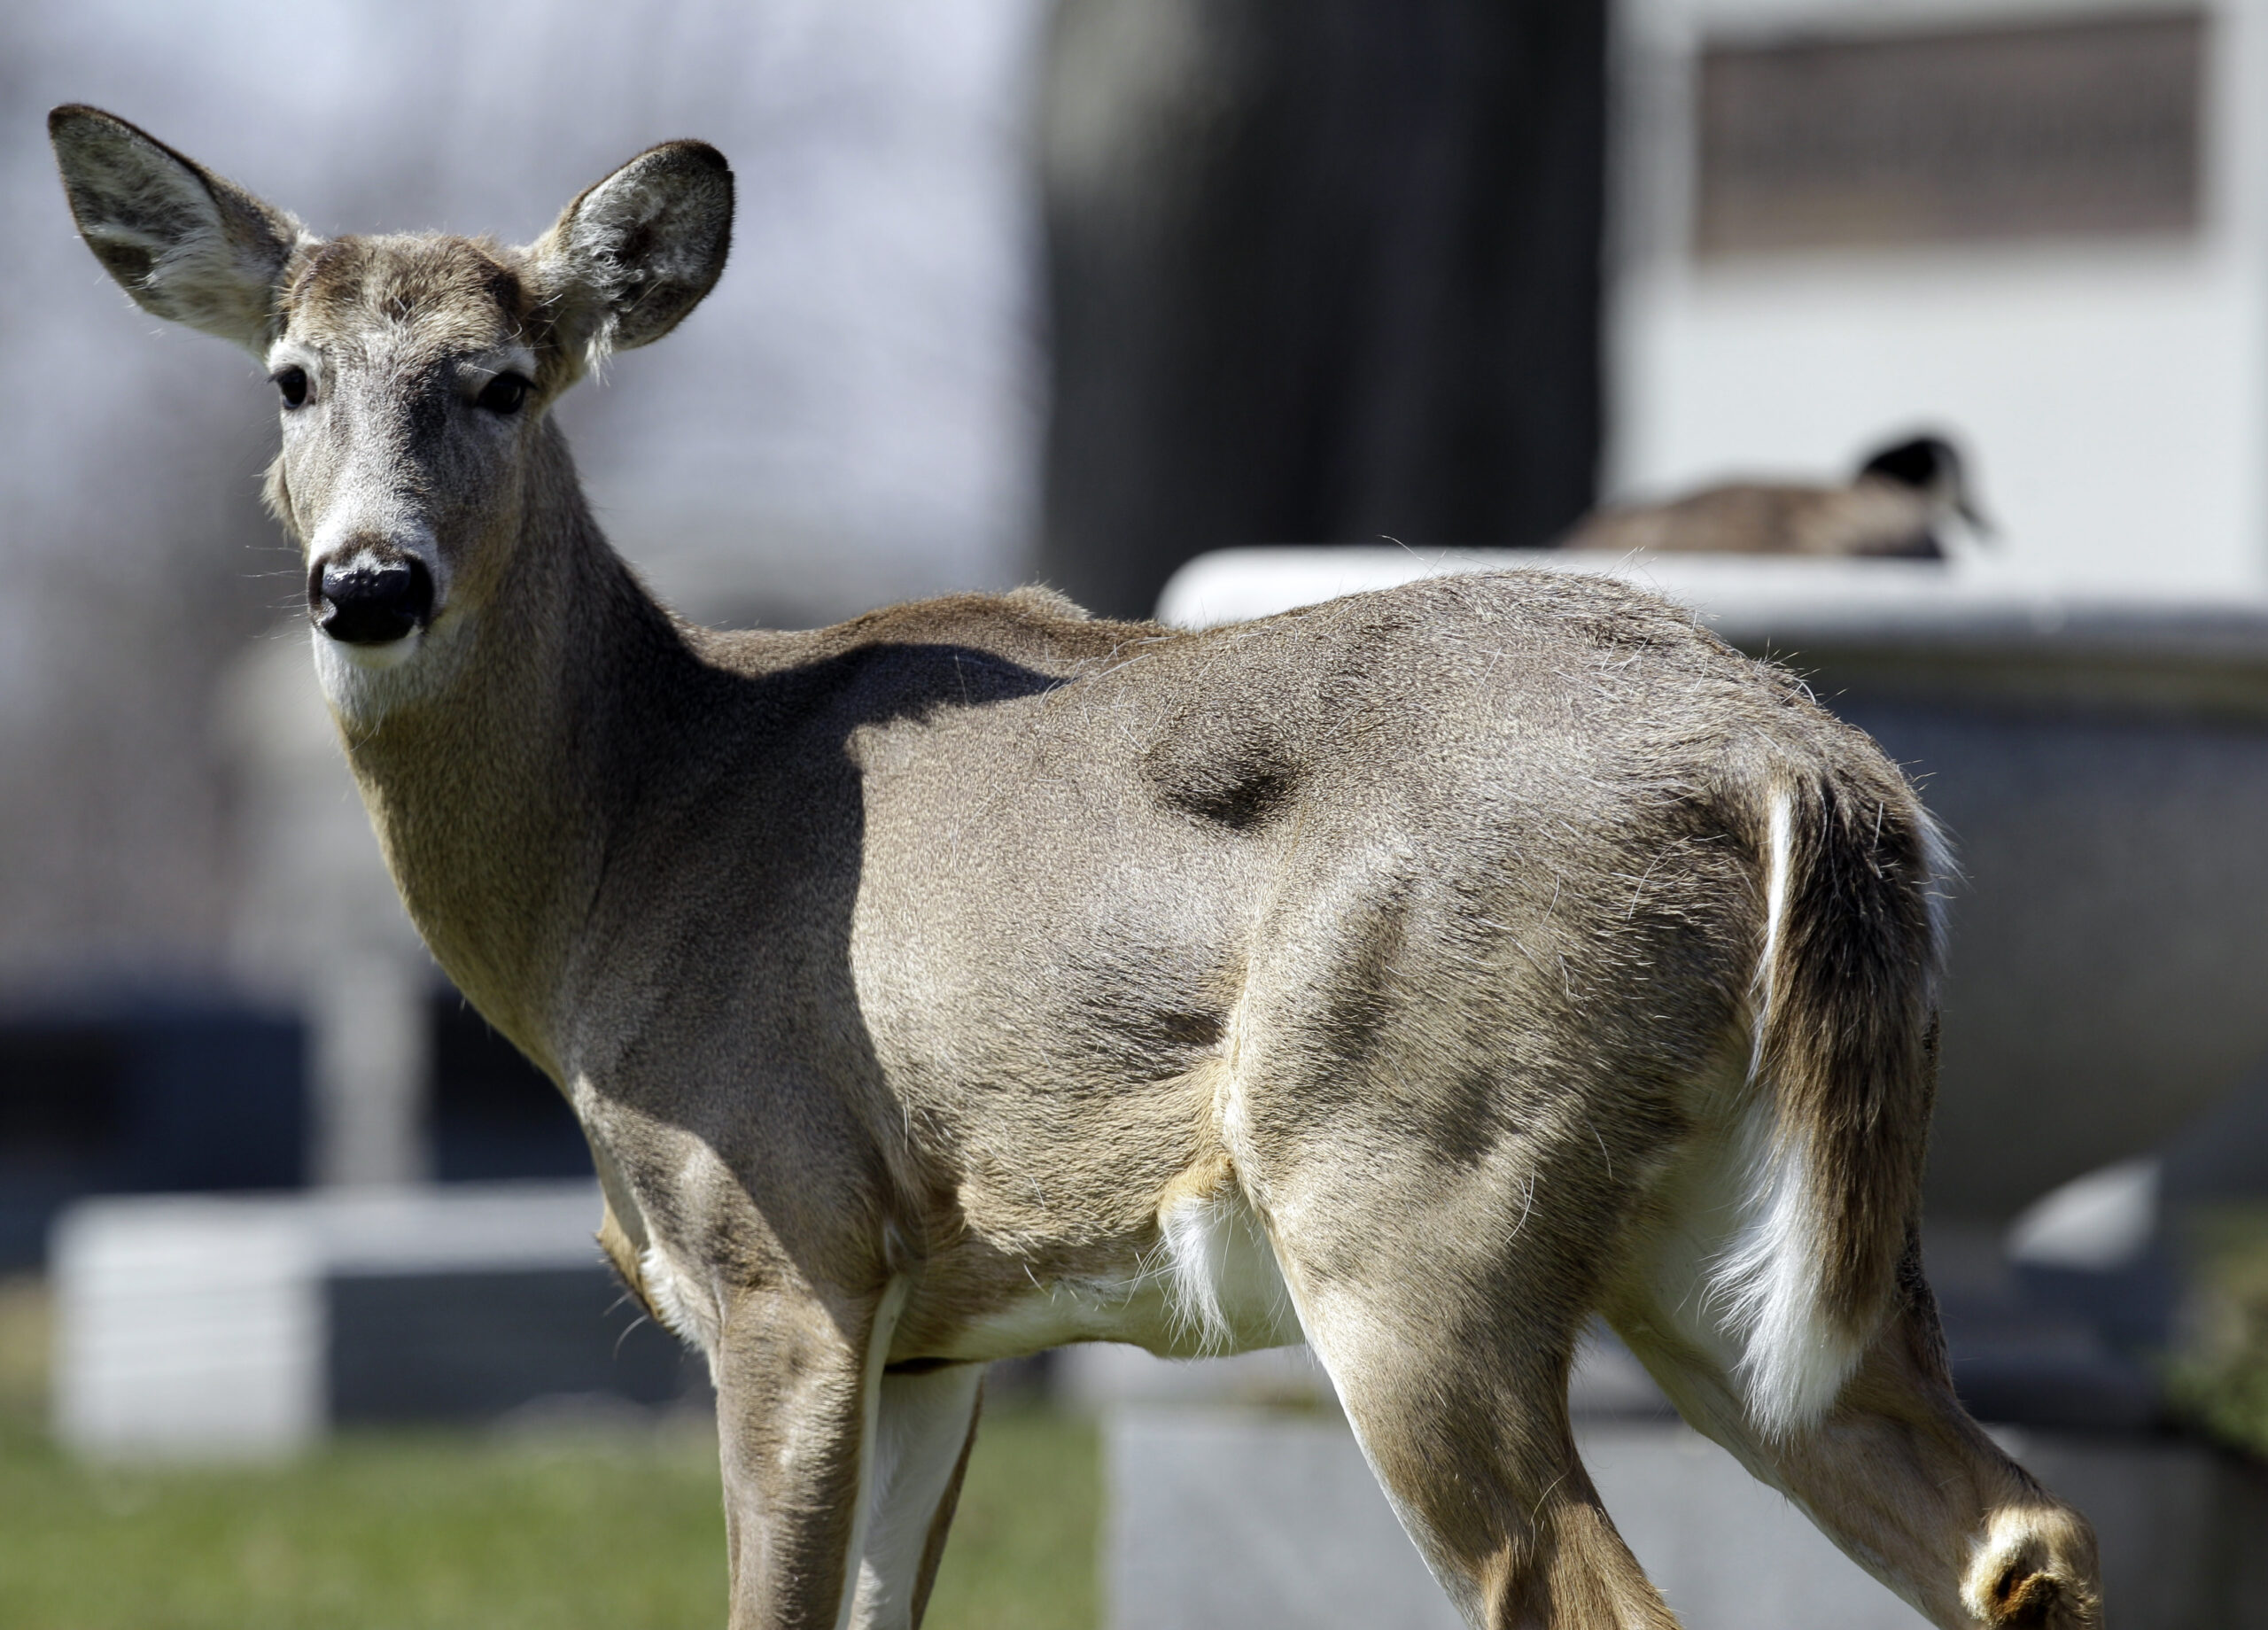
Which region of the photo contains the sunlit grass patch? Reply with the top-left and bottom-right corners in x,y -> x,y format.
0,1285 -> 1096,1630
0,1417 -> 732,1629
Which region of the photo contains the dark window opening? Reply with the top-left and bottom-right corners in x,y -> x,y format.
428,991 -> 592,1183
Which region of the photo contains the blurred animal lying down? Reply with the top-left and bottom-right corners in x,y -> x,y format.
1560,433 -> 1989,560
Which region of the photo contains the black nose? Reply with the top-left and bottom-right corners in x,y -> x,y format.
311,555 -> 434,644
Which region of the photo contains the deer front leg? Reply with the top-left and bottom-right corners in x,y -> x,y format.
711,1281 -> 904,1630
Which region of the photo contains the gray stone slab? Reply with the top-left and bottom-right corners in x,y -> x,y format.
1107,1408 -> 2268,1630
1582,1424 -> 1927,1629
1107,1409 -> 1460,1630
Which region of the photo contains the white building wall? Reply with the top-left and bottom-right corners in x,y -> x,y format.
1609,0 -> 2268,589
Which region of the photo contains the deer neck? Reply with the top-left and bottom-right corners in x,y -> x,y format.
324,420 -> 688,1074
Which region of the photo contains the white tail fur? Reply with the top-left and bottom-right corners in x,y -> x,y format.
1711,788 -> 1863,1439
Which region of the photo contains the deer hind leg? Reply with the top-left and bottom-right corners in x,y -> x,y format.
1608,1246 -> 2101,1629
846,1362 -> 985,1630
1293,1275 -> 1678,1628
1263,1179 -> 1682,1630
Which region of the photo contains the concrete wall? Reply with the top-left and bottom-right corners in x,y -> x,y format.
1608,0 -> 2268,591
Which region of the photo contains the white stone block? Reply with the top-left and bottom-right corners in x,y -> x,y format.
50,1181 -> 608,1459
53,1198 -> 322,1459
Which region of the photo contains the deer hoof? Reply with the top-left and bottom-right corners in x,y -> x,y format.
1963,1506 -> 2102,1628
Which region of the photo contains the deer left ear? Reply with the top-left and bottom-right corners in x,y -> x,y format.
530,139 -> 733,373
49,105 -> 307,356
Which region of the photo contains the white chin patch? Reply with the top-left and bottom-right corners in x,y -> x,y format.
329,629 -> 423,670
312,624 -> 436,723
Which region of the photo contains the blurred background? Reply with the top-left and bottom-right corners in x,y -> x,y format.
6,0 -> 2268,1625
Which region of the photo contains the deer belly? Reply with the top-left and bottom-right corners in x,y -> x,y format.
918,1183 -> 1306,1363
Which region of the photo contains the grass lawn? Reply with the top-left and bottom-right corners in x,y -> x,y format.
0,1280 -> 1098,1630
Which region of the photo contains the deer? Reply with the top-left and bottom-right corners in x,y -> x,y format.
49,105 -> 2099,1629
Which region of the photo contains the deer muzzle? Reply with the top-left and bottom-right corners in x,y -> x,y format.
311,554 -> 435,646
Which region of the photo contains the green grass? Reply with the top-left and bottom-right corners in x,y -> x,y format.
0,1417 -> 732,1629
0,1280 -> 1098,1629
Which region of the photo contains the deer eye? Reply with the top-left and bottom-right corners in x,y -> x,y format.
476,373 -> 529,415
270,365 -> 309,408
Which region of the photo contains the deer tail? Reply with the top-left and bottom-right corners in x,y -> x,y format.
1710,754 -> 1947,1440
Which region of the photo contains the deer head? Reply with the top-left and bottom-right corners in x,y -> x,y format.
49,105 -> 732,713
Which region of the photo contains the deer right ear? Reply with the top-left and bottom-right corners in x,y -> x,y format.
48,105 -> 305,356
528,140 -> 734,375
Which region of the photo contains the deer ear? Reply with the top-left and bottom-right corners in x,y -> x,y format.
49,105 -> 305,355
530,140 -> 733,370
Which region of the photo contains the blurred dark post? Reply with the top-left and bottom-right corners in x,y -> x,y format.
1037,0 -> 1608,618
